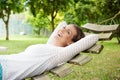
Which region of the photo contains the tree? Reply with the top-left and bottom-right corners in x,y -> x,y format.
94,0 -> 120,24
64,0 -> 120,26
64,0 -> 100,26
0,0 -> 25,40
27,12 -> 50,36
26,0 -> 70,32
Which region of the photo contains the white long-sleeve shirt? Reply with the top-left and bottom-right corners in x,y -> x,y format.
0,21 -> 99,80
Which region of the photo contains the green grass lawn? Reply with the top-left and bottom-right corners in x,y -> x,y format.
0,35 -> 120,80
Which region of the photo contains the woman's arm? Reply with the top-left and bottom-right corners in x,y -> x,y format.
48,34 -> 99,69
58,34 -> 99,62
47,21 -> 67,44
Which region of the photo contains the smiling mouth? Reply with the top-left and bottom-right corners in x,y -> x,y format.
57,31 -> 63,37
58,33 -> 61,37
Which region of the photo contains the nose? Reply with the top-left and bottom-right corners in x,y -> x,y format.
60,28 -> 66,33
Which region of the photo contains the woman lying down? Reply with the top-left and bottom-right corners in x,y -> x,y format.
0,21 -> 99,80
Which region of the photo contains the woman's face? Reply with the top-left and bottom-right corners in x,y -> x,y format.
54,25 -> 77,46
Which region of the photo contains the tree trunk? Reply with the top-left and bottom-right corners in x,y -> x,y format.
51,10 -> 57,32
5,21 -> 9,40
51,11 -> 55,32
4,14 -> 10,40
51,17 -> 54,32
4,9 -> 11,40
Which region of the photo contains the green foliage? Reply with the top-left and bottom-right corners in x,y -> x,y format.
94,0 -> 120,24
64,0 -> 120,26
0,0 -> 24,17
26,0 -> 119,31
95,0 -> 120,17
0,0 -> 25,40
26,0 -> 69,17
64,0 -> 98,26
26,0 -> 70,31
27,12 -> 50,36
1,0 -> 119,37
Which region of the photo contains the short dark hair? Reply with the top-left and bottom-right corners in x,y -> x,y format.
70,24 -> 85,42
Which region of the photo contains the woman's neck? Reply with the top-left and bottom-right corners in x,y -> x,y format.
52,41 -> 66,47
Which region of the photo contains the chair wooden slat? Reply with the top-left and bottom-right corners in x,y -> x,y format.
82,23 -> 119,33
50,64 -> 72,77
98,32 -> 113,40
69,54 -> 92,66
83,44 -> 104,54
32,74 -> 51,80
84,32 -> 113,40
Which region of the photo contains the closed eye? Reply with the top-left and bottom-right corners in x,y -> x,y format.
63,26 -> 66,29
67,30 -> 70,34
63,26 -> 72,35
67,29 -> 72,35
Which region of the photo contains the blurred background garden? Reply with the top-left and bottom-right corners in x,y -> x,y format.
0,0 -> 120,80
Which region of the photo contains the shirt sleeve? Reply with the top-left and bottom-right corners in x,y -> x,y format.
47,34 -> 99,69
47,21 -> 67,44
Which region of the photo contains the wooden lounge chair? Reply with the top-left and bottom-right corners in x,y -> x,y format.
27,23 -> 120,80
27,23 -> 108,80
82,23 -> 120,43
